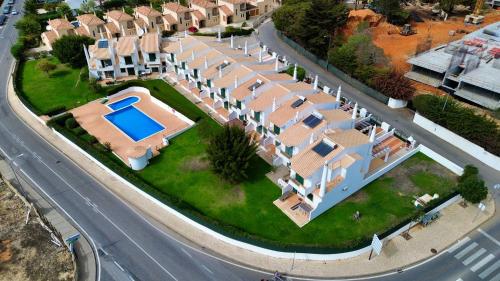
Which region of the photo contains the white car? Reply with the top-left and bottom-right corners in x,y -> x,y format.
11,8 -> 18,15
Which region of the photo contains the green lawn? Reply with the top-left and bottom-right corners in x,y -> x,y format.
129,80 -> 458,250
19,58 -> 103,115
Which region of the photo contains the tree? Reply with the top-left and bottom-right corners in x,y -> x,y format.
206,125 -> 258,183
80,0 -> 97,13
52,35 -> 95,68
285,65 -> 306,81
459,165 -> 479,182
439,0 -> 457,13
24,0 -> 38,15
457,174 -> 488,204
57,3 -> 72,19
11,41 -> 25,60
37,59 -> 57,76
371,70 -> 415,100
372,0 -> 409,25
15,16 -> 41,37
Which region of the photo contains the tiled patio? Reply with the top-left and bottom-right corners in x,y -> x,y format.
273,193 -> 310,228
71,90 -> 192,165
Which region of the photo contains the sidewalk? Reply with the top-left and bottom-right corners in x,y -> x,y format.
0,159 -> 97,281
7,70 -> 495,278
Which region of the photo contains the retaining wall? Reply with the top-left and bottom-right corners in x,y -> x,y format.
413,113 -> 499,171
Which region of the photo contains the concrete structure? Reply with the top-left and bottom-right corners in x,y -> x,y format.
406,22 -> 500,109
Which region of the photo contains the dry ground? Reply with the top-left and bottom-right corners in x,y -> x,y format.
0,179 -> 74,281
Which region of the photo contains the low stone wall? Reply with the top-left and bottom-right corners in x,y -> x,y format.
413,112 -> 499,171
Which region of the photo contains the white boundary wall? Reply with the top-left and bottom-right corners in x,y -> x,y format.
419,145 -> 464,176
413,112 -> 500,171
50,126 -> 465,261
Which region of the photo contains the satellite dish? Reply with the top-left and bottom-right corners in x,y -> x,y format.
137,28 -> 145,37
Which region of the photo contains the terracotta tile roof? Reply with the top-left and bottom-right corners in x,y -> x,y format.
176,43 -> 209,61
278,119 -> 327,147
245,63 -> 276,71
75,26 -> 90,36
213,65 -> 253,89
262,73 -> 294,81
135,6 -> 161,17
231,74 -> 267,101
104,22 -> 120,34
135,18 -> 147,28
329,153 -> 361,170
317,109 -> 351,123
187,49 -> 223,69
248,83 -> 291,112
191,0 -> 217,8
106,10 -> 134,22
140,33 -> 160,53
218,5 -> 233,15
324,128 -> 370,149
77,14 -> 105,26
42,30 -> 58,44
290,136 -> 344,178
89,44 -> 111,60
163,14 -> 177,24
203,57 -> 237,78
116,36 -> 136,56
219,0 -> 246,4
268,97 -> 314,127
48,18 -> 74,30
281,81 -> 314,92
162,2 -> 190,13
191,10 -> 206,20
161,36 -> 196,53
306,92 -> 337,104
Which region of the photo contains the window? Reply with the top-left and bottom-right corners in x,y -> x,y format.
92,30 -> 95,37
254,111 -> 260,122
193,69 -> 198,79
181,61 -> 186,69
124,56 -> 133,65
256,125 -> 263,134
210,92 -> 214,99
224,101 -> 229,109
170,53 -> 175,62
275,140 -> 281,146
101,59 -> 112,67
148,53 -> 156,61
127,21 -> 134,29
285,146 -> 293,157
207,79 -> 211,87
120,68 -> 126,73
174,65 -> 178,74
220,88 -> 226,98
156,16 -> 162,24
307,193 -> 313,201
273,125 -> 280,135
239,114 -> 245,121
236,100 -> 241,109
295,173 -> 304,185
197,81 -> 201,89
212,8 -> 218,16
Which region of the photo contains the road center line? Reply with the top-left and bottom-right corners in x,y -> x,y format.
478,228 -> 500,247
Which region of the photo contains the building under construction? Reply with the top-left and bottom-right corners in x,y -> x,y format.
405,22 -> 500,110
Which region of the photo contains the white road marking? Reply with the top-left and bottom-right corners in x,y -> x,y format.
201,264 -> 213,274
456,278 -> 463,281
448,237 -> 471,253
471,254 -> 495,272
490,272 -> 500,281
181,248 -> 193,258
478,228 -> 500,247
0,145 -> 11,160
455,242 -> 478,259
463,248 -> 487,265
18,168 -> 102,281
479,260 -> 500,279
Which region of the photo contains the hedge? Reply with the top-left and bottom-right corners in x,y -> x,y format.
414,95 -> 500,156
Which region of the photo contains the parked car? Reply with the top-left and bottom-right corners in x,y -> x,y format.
2,5 -> 12,14
7,0 -> 14,5
0,15 -> 6,25
11,8 -> 17,15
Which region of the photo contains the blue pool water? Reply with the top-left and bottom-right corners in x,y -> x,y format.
104,106 -> 164,142
108,96 -> 139,110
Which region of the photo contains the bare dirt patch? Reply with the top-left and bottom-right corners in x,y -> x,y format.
213,184 -> 246,207
346,190 -> 369,203
0,179 -> 74,281
182,155 -> 210,171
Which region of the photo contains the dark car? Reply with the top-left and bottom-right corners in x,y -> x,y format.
2,5 -> 12,14
0,15 -> 6,25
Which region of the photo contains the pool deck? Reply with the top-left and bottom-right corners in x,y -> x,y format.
71,91 -> 192,165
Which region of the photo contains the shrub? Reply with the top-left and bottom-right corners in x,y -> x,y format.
11,41 -> 26,60
285,65 -> 306,81
37,58 -> 57,77
206,125 -> 258,183
52,35 -> 95,68
371,70 -> 415,100
459,165 -> 479,183
413,95 -> 500,156
45,105 -> 67,116
161,30 -> 175,38
81,134 -> 97,144
457,174 -> 488,204
65,117 -> 78,129
89,78 -> 103,93
72,126 -> 86,136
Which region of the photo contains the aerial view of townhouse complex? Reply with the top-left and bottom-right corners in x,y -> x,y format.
0,0 -> 499,279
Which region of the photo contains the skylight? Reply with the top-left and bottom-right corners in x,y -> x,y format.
312,141 -> 336,157
303,114 -> 322,128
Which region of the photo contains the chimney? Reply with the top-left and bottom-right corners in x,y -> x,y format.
370,125 -> 376,142
258,48 -> 262,63
230,34 -> 234,48
234,75 -> 238,88
204,56 -> 208,69
313,75 -> 318,90
244,40 -> 248,55
351,103 -> 358,120
274,57 -> 279,72
293,63 -> 297,81
336,85 -> 341,102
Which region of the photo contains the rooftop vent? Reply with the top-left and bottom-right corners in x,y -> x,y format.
216,61 -> 230,70
312,141 -> 336,157
303,114 -> 322,128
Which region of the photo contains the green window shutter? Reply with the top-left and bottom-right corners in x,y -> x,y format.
194,69 -> 198,79
170,53 -> 174,61
210,92 -> 214,99
295,174 -> 304,185
197,81 -> 201,89
207,79 -> 211,87
221,88 -> 226,98
236,100 -> 241,109
257,125 -> 263,133
254,111 -> 260,122
273,125 -> 280,135
285,146 -> 293,156
224,101 -> 229,109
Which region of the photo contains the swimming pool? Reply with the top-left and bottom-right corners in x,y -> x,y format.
108,96 -> 139,110
104,106 -> 164,142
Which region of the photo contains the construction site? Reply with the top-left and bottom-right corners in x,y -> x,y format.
343,4 -> 500,110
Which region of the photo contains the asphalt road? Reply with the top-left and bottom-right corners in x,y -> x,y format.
0,6 -> 499,280
255,20 -> 500,281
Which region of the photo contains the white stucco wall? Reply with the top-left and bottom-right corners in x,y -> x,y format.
413,112 -> 499,171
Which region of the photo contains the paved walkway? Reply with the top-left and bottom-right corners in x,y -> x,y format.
7,68 -> 496,278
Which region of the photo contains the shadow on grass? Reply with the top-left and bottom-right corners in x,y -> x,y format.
50,69 -> 71,78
